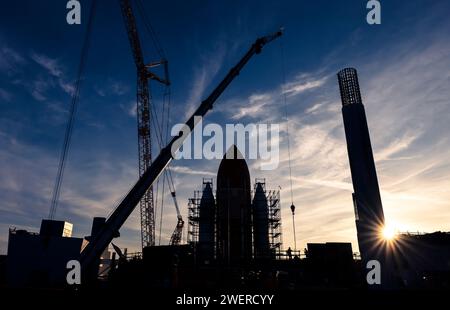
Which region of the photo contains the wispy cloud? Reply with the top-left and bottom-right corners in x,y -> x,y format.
170,165 -> 215,176
120,100 -> 137,118
30,77 -> 51,101
111,81 -> 129,95
304,102 -> 325,114
0,46 -> 26,75
230,93 -> 273,120
184,45 -> 226,118
58,80 -> 75,95
30,52 -> 74,96
31,53 -> 63,77
375,132 -> 421,162
221,71 -> 328,121
282,75 -> 328,97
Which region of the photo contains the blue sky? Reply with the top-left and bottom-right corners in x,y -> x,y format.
1,0 -> 450,254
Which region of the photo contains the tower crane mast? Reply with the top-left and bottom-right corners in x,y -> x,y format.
119,0 -> 169,249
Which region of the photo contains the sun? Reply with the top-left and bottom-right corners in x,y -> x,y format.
382,225 -> 397,241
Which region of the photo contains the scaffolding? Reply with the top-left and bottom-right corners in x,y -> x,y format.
187,178 -> 213,244
188,178 -> 283,257
254,178 -> 283,256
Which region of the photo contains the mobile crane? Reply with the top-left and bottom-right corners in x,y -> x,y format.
169,191 -> 184,246
80,29 -> 283,278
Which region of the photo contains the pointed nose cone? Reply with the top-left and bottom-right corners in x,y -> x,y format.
217,145 -> 250,190
201,182 -> 214,202
254,184 -> 267,206
254,182 -> 265,196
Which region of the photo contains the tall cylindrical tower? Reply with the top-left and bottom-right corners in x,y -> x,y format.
338,68 -> 386,264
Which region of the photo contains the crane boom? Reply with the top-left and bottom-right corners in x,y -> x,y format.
120,0 -> 145,70
80,29 -> 282,274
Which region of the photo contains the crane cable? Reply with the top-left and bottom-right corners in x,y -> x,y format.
135,0 -> 166,60
138,1 -> 180,242
158,171 -> 167,245
280,38 -> 294,205
145,75 -> 169,238
48,0 -> 97,220
279,33 -> 297,251
153,89 -> 176,244
157,87 -> 170,246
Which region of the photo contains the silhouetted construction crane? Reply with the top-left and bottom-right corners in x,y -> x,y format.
119,0 -> 170,249
169,192 -> 184,245
155,167 -> 184,246
80,29 -> 283,279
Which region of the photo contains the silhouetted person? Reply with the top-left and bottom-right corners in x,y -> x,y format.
287,247 -> 292,260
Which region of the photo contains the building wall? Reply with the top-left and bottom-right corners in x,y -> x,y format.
6,229 -> 85,287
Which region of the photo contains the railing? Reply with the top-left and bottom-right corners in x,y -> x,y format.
125,251 -> 143,260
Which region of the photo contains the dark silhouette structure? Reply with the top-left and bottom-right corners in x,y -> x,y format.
216,146 -> 253,265
198,182 -> 215,263
193,146 -> 281,266
338,68 -> 386,269
253,182 -> 271,258
6,220 -> 83,287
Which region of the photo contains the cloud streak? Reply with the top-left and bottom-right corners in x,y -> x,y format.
0,46 -> 26,75
183,44 -> 226,118
31,53 -> 63,77
283,75 -> 328,97
29,52 -> 75,98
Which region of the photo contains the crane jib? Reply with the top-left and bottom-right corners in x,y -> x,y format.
80,29 -> 283,274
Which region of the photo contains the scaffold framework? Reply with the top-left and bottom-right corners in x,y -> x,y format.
187,178 -> 283,256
